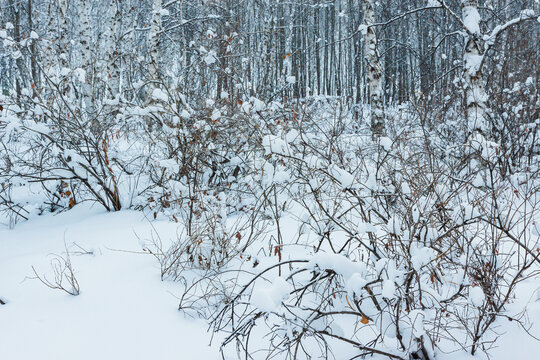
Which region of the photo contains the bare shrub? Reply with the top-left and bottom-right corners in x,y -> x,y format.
31,244 -> 81,296
175,102 -> 540,360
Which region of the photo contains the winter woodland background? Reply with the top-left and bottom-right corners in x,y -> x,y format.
0,1 -> 539,359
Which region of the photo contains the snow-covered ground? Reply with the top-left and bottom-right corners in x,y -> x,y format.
1,206 -> 539,360
0,205 -> 219,360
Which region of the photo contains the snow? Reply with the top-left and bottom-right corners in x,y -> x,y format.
1,114 -> 21,139
485,10 -> 538,50
381,279 -> 396,299
250,97 -> 265,112
203,50 -> 217,65
331,165 -> 355,189
410,246 -> 436,271
159,158 -> 180,173
1,2 -> 539,358
379,136 -> 392,151
181,109 -> 191,119
286,75 -> 296,84
285,129 -> 299,143
405,309 -> 426,339
26,120 -> 50,135
462,4 -> 481,35
402,182 -> 411,195
73,68 -> 86,83
0,207 -> 219,360
308,252 -> 366,280
1,145 -> 539,360
251,277 -> 292,313
262,135 -> 291,156
358,24 -> 368,35
152,88 -> 169,102
469,286 -> 485,307
60,67 -> 71,77
210,109 -> 221,121
346,273 -> 367,296
387,216 -> 402,235
357,222 -> 377,234
464,53 -> 483,75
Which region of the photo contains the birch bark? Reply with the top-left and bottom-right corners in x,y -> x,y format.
362,0 -> 384,136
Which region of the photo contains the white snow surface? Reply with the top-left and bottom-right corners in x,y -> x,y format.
1,206 -> 539,360
0,205 -> 219,360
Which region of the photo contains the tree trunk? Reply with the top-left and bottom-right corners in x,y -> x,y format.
461,0 -> 488,133
362,0 -> 384,136
149,0 -> 162,81
79,0 -> 92,111
28,0 -> 39,94
105,0 -> 121,96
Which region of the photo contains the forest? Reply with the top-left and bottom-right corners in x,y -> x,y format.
0,1 -> 539,360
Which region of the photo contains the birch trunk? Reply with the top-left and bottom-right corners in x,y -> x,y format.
28,0 -> 39,93
105,0 -> 121,96
148,0 -> 162,81
461,0 -> 488,133
79,0 -> 92,111
79,0 -> 91,68
57,0 -> 69,67
44,1 -> 57,73
362,0 -> 384,136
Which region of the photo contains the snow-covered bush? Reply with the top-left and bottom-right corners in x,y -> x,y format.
1,2 -> 538,358
175,102 -> 539,360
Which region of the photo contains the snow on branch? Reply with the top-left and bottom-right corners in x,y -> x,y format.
484,9 -> 539,51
